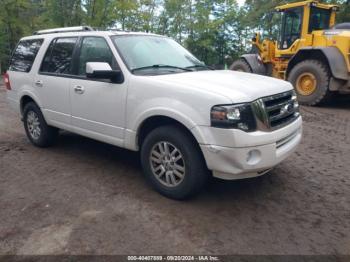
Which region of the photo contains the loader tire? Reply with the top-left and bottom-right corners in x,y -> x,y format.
288,60 -> 331,106
230,59 -> 252,73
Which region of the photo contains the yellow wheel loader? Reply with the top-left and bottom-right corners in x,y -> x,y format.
230,0 -> 350,106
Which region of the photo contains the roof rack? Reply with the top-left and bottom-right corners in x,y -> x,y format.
34,26 -> 94,35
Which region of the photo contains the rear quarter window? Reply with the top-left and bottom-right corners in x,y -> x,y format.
9,39 -> 43,73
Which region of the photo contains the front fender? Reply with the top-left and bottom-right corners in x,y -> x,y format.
125,98 -> 210,150
287,47 -> 349,80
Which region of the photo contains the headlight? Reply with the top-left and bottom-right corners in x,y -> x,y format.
292,90 -> 299,111
211,103 -> 257,131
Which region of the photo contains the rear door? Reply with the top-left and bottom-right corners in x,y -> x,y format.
35,37 -> 78,127
69,36 -> 127,146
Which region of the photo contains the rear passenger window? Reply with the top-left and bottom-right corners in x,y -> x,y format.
40,37 -> 77,74
77,37 -> 117,75
9,39 -> 43,72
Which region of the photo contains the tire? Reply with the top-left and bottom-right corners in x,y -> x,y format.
230,59 -> 252,73
140,125 -> 209,200
23,102 -> 58,147
288,60 -> 331,106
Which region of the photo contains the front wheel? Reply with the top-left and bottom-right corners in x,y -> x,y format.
288,60 -> 331,106
140,125 -> 208,200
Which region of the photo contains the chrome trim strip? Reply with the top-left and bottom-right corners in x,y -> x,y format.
252,90 -> 299,132
251,99 -> 270,131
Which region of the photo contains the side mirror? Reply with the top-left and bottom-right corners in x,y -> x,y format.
86,62 -> 124,84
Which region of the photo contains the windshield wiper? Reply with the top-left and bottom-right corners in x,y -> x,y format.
186,64 -> 214,70
131,64 -> 192,73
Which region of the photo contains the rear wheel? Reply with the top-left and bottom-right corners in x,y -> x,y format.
140,125 -> 208,200
288,60 -> 331,106
230,59 -> 252,73
23,102 -> 58,147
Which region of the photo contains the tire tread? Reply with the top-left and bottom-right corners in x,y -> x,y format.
288,59 -> 331,106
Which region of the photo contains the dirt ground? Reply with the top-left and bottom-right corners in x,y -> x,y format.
0,85 -> 350,256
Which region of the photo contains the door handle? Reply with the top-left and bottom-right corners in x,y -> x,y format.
74,85 -> 85,94
35,80 -> 43,87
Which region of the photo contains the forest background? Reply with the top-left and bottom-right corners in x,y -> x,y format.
0,0 -> 349,71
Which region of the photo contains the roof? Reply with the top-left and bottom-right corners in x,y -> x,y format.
21,26 -> 162,40
275,0 -> 339,11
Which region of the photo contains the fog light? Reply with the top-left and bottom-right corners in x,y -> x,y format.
246,150 -> 261,165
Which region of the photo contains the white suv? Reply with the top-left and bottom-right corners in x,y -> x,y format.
4,26 -> 302,199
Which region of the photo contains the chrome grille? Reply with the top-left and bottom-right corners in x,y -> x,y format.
252,90 -> 300,131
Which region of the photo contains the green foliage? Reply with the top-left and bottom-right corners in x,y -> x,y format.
336,0 -> 350,22
0,0 -> 349,72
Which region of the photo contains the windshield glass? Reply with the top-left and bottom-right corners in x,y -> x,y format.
111,35 -> 206,75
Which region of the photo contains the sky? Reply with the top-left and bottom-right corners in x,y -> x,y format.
237,0 -> 245,6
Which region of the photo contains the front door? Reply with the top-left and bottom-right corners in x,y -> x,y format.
69,36 -> 127,146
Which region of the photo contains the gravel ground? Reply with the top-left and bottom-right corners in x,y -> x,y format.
0,85 -> 349,256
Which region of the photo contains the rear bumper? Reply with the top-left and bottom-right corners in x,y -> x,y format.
197,117 -> 302,180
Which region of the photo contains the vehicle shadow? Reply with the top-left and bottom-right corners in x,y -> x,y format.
55,131 -> 141,168
53,131 -> 274,201
321,94 -> 350,109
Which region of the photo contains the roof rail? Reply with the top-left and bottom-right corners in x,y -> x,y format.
34,26 -> 94,35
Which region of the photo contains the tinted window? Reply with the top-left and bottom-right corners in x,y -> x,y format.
309,7 -> 331,33
40,37 -> 77,74
9,39 -> 43,72
40,40 -> 55,73
77,37 -> 117,75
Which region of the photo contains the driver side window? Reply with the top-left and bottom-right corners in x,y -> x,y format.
77,37 -> 117,76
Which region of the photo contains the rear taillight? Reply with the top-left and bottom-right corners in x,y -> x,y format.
3,72 -> 11,90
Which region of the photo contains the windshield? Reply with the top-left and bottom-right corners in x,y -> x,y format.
111,35 -> 207,75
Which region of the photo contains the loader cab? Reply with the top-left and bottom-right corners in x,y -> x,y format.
276,1 -> 337,51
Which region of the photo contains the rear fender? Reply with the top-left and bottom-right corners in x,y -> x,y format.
287,47 -> 349,81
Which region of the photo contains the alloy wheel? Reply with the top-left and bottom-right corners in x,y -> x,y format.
27,111 -> 41,140
149,141 -> 186,187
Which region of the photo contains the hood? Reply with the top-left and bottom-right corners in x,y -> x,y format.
151,70 -> 293,103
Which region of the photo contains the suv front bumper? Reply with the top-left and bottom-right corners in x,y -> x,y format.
196,116 -> 302,180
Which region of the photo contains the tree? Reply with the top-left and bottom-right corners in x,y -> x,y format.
336,0 -> 350,23
0,0 -> 349,72
84,0 -> 115,28
0,0 -> 37,72
111,0 -> 139,30
42,0 -> 84,27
